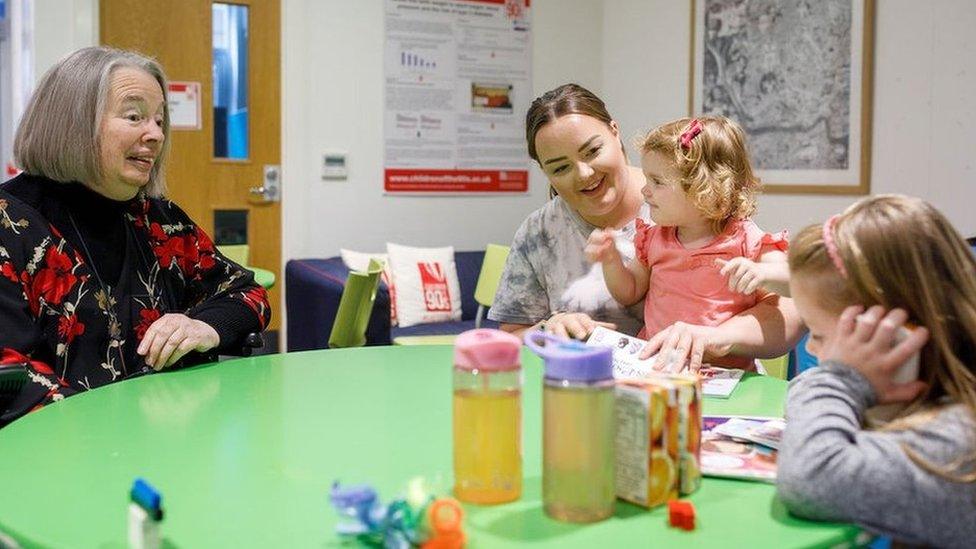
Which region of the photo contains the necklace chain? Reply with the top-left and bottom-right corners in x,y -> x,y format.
67,210 -> 128,376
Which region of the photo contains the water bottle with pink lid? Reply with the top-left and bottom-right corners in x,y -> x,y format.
452,328 -> 523,504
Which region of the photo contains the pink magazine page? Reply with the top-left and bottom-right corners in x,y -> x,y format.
701,416 -> 779,482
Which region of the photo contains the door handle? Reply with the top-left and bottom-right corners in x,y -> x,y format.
249,165 -> 281,202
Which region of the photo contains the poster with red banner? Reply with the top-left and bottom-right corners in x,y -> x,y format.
384,0 -> 531,193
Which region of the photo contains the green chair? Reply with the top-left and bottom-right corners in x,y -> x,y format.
474,243 -> 510,328
759,354 -> 790,380
219,244 -> 250,266
328,259 -> 384,349
218,244 -> 276,290
393,244 -> 510,346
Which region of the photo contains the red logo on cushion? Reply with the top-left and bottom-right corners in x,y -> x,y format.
418,262 -> 451,312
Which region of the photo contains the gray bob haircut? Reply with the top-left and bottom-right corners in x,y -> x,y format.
13,46 -> 171,197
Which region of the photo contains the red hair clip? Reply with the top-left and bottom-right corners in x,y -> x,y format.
680,119 -> 703,150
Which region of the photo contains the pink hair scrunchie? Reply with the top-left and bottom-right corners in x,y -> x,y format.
822,214 -> 848,278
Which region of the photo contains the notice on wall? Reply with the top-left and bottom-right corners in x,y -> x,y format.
166,82 -> 202,130
384,0 -> 531,193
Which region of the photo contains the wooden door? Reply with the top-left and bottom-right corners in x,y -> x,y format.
101,0 -> 282,339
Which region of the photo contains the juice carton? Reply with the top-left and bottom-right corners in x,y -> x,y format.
614,380 -> 679,508
663,374 -> 703,495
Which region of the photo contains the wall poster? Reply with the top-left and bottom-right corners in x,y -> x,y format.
384,0 -> 531,193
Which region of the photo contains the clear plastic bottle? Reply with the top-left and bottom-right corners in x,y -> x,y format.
525,331 -> 615,523
452,329 -> 522,504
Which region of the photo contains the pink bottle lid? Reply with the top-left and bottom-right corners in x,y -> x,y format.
454,329 -> 522,372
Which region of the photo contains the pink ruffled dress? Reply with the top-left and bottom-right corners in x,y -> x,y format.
634,218 -> 788,370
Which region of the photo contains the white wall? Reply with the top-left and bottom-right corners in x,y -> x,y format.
281,0 -> 603,260
32,0 -> 97,83
29,0 -> 976,267
602,0 -> 976,238
33,0 -> 970,255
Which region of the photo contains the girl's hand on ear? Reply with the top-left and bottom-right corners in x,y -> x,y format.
818,305 -> 929,404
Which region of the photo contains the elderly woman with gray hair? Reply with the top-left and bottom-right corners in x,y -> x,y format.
0,47 -> 270,426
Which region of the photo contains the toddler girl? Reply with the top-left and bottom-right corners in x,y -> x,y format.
586,116 -> 788,370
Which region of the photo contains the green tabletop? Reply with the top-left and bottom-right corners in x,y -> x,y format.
250,266 -> 276,290
0,346 -> 861,548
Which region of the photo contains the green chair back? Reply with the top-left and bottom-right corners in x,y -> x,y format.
328,259 -> 384,349
759,354 -> 790,380
218,244 -> 250,266
218,244 -> 276,289
474,243 -> 510,328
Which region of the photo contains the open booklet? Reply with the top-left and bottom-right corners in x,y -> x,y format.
701,416 -> 783,482
585,326 -> 745,398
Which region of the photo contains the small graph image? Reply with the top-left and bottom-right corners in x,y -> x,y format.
401,51 -> 437,70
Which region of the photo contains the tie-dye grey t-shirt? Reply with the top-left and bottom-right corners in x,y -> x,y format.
488,197 -> 648,336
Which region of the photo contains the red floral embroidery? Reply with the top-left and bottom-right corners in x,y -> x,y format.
1,347 -> 54,376
27,246 -> 78,315
135,308 -> 162,340
240,286 -> 269,329
149,223 -> 217,279
0,261 -> 17,284
57,314 -> 86,344
129,199 -> 150,228
194,227 -> 216,272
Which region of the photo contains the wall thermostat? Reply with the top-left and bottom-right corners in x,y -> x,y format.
322,151 -> 348,180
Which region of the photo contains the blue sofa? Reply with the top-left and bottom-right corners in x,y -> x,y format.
285,251 -> 499,351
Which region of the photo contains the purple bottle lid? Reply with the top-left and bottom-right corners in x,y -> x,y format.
524,330 -> 613,382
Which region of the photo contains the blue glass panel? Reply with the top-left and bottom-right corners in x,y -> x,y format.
212,3 -> 248,159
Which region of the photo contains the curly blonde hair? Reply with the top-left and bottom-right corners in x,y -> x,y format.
639,116 -> 760,233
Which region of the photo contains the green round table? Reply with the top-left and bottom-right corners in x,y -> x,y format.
0,346 -> 861,548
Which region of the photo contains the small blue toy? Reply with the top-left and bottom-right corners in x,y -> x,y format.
329,479 -> 465,549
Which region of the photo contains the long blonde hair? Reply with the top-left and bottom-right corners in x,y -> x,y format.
790,194 -> 976,482
639,116 -> 760,234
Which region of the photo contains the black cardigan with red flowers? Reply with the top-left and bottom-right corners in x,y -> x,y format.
0,174 -> 270,426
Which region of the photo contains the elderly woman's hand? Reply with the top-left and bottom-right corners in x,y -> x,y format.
137,313 -> 220,370
818,305 -> 929,404
544,312 -> 616,340
638,321 -> 734,372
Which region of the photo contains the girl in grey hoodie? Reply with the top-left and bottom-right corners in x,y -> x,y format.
779,195 -> 976,548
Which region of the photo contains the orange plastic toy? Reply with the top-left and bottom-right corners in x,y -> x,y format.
421,497 -> 467,549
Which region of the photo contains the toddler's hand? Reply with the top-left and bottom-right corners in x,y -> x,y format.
716,257 -> 767,295
585,229 -> 620,265
819,305 -> 929,405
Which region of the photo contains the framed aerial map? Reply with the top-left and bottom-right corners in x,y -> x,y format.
690,0 -> 875,194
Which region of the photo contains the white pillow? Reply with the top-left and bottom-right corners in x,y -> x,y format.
339,248 -> 398,326
386,243 -> 463,328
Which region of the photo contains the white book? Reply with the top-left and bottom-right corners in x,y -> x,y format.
585,326 -> 744,398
